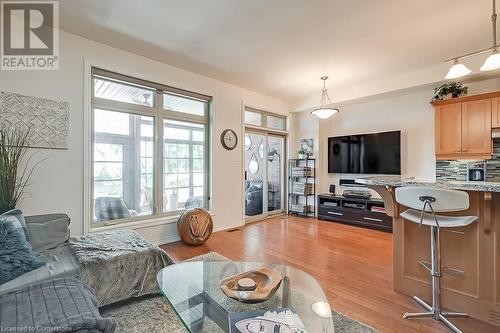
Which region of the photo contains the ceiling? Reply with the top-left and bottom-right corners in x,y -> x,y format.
59,0 -> 494,108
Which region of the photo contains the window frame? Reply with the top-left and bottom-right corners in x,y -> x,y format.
89,68 -> 212,228
244,106 -> 287,132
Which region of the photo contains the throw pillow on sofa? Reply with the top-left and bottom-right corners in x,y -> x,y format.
0,215 -> 44,285
1,209 -> 29,241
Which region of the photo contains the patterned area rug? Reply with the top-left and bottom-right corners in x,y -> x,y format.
101,252 -> 379,333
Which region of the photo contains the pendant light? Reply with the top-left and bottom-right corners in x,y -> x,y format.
311,76 -> 339,120
445,59 -> 472,79
444,0 -> 499,78
482,0 -> 500,71
481,49 -> 500,70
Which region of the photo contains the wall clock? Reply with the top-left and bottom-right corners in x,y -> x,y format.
221,129 -> 238,150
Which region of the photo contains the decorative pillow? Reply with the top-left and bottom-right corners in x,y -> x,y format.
0,216 -> 44,285
94,197 -> 131,221
0,209 -> 29,241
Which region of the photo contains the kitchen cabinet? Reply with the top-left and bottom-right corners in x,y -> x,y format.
492,97 -> 500,128
435,103 -> 462,156
461,99 -> 492,155
433,92 -> 497,160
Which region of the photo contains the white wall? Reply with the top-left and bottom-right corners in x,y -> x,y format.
0,30 -> 289,243
291,78 -> 500,198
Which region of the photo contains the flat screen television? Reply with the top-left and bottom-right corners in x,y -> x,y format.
328,130 -> 401,174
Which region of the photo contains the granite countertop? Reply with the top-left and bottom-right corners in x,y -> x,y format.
355,175 -> 500,192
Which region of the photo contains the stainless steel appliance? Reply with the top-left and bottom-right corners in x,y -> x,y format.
467,162 -> 486,181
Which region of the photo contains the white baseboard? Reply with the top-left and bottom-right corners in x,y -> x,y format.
151,221 -> 244,245
149,234 -> 180,246
214,221 -> 244,233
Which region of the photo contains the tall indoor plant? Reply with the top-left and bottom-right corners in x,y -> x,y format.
0,127 -> 39,214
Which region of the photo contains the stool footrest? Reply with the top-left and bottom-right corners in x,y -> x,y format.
442,266 -> 465,276
418,260 -> 464,276
418,260 -> 432,273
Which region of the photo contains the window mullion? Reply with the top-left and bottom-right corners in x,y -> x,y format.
156,91 -> 163,216
189,130 -> 194,200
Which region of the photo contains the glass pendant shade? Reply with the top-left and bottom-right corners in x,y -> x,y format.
445,60 -> 472,79
480,50 -> 500,71
311,76 -> 339,120
311,107 -> 339,119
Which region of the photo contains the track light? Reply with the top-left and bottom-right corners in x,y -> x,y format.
445,60 -> 472,79
444,0 -> 499,78
480,49 -> 500,71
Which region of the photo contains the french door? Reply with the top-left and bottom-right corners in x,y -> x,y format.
244,130 -> 286,221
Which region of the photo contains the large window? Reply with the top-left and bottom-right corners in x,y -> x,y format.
91,68 -> 211,226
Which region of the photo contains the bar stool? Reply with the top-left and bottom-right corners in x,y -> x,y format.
395,186 -> 478,333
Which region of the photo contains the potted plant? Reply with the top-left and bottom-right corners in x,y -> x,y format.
431,82 -> 468,102
0,127 -> 41,215
298,148 -> 307,159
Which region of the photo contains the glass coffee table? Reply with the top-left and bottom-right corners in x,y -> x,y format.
157,261 -> 334,332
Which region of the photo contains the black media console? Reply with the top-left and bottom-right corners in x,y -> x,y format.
317,194 -> 393,232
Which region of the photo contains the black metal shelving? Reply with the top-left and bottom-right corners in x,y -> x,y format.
288,158 -> 316,218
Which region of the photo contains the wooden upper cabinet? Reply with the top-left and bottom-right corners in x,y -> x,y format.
433,91 -> 497,160
461,99 -> 492,155
435,103 -> 462,156
492,97 -> 500,128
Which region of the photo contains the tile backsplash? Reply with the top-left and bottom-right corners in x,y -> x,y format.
436,141 -> 500,182
436,160 -> 468,181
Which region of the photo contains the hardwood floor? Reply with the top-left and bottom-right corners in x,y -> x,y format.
161,215 -> 498,333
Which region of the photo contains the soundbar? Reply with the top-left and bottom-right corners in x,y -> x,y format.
339,179 -> 366,188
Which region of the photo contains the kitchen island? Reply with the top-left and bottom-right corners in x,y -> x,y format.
356,176 -> 500,328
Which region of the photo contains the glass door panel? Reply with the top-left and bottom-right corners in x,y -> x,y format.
267,135 -> 285,213
244,132 -> 265,218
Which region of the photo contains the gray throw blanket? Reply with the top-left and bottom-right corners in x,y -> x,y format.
0,278 -> 115,333
69,230 -> 173,307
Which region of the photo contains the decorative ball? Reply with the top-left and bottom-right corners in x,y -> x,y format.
177,208 -> 213,245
